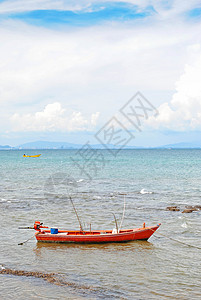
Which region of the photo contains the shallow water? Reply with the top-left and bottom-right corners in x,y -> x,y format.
0,149 -> 201,299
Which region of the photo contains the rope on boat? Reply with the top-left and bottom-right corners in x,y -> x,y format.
152,230 -> 201,250
18,234 -> 36,245
112,213 -> 119,233
119,195 -> 126,232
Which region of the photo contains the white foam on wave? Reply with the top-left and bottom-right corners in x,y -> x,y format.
77,179 -> 84,183
0,198 -> 11,203
140,189 -> 153,195
0,198 -> 7,202
93,195 -> 102,200
181,222 -> 188,228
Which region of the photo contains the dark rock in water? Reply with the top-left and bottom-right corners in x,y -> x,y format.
166,206 -> 180,211
0,267 -> 96,291
0,268 -> 56,282
182,208 -> 198,213
166,205 -> 200,213
185,205 -> 193,209
194,205 -> 201,210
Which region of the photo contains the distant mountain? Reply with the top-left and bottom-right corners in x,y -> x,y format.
18,141 -> 83,149
18,140 -> 139,150
158,142 -> 201,149
19,140 -> 201,150
0,145 -> 11,149
2,140 -> 201,150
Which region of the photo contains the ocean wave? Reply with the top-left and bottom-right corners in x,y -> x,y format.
77,179 -> 84,183
140,189 -> 154,195
181,222 -> 188,229
0,198 -> 7,202
92,195 -> 102,200
0,198 -> 11,203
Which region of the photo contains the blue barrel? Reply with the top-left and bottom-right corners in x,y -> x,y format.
50,228 -> 58,234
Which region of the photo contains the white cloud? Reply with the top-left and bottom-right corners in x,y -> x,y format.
0,0 -> 90,14
10,102 -> 99,132
91,112 -> 100,126
147,45 -> 201,131
0,19 -> 200,110
0,1 -> 201,141
147,0 -> 201,19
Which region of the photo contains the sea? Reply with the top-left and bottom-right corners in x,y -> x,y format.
0,149 -> 201,299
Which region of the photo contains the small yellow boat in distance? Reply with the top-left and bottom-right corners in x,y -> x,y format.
23,154 -> 41,158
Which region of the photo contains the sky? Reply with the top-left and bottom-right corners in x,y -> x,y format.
0,0 -> 201,147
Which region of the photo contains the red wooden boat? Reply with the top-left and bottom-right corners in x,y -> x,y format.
33,221 -> 161,244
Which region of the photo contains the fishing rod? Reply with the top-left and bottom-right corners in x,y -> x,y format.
69,196 -> 84,232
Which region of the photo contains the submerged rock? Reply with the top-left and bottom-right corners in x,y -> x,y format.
194,205 -> 201,210
0,267 -> 96,291
182,209 -> 193,213
166,205 -> 201,213
182,207 -> 198,213
166,206 -> 180,211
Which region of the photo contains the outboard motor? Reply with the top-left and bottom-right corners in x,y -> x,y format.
34,221 -> 43,231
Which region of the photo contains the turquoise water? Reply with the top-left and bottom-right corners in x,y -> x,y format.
0,149 -> 201,299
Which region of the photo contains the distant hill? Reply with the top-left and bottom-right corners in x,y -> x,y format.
1,141 -> 201,150
18,141 -> 83,149
158,142 -> 201,149
18,140 -> 139,149
0,145 -> 11,149
18,140 -> 201,150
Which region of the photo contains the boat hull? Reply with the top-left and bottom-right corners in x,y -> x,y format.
35,225 -> 160,244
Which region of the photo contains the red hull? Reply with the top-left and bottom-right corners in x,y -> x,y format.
35,224 -> 160,244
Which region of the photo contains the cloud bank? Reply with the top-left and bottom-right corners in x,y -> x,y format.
0,0 -> 201,146
147,45 -> 201,131
10,102 -> 99,132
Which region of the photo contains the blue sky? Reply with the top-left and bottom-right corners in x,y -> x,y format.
8,3 -> 154,27
188,6 -> 201,18
0,0 -> 201,147
1,1 -> 200,27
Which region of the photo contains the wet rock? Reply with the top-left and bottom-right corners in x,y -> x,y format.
182,208 -> 198,213
166,205 -> 200,213
0,267 -> 95,291
185,205 -> 194,209
184,205 -> 199,210
166,206 -> 180,211
194,205 -> 201,210
0,268 -> 56,281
